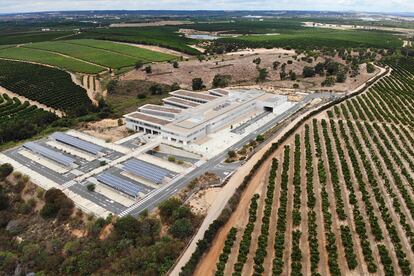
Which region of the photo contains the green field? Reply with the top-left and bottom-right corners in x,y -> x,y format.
22,39 -> 175,69
0,30 -> 76,45
212,29 -> 402,52
64,39 -> 175,62
74,26 -> 200,55
24,41 -> 140,69
0,47 -> 104,74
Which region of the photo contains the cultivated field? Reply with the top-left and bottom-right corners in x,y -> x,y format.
0,60 -> 93,115
0,47 -> 105,74
63,39 -> 175,62
0,39 -> 176,73
194,58 -> 414,276
0,93 -> 58,145
74,26 -> 200,55
0,30 -> 75,45
221,29 -> 403,50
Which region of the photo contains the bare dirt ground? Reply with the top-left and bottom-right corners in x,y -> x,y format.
122,51 -> 378,92
79,119 -> 129,142
187,187 -> 222,216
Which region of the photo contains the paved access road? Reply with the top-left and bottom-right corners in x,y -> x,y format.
123,92 -> 339,217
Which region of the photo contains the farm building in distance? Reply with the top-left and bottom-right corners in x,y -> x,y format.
124,88 -> 294,145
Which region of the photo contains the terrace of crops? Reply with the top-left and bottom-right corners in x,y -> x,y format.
0,39 -> 176,73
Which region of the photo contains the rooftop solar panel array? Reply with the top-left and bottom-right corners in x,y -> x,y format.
123,158 -> 173,184
96,173 -> 142,198
23,142 -> 75,167
51,132 -> 103,155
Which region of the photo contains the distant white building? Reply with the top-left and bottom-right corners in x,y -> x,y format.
124,88 -> 293,145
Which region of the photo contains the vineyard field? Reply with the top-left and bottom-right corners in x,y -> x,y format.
0,93 -> 58,144
0,60 -> 93,115
64,39 -> 175,62
0,30 -> 75,45
196,58 -> 414,276
73,26 -> 200,55
0,47 -> 105,74
210,29 -> 402,52
23,41 -> 140,69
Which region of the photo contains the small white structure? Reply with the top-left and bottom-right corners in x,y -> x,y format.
125,88 -> 292,145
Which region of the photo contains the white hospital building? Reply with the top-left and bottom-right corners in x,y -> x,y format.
124,88 -> 293,145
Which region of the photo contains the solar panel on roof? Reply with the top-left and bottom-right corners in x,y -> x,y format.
96,173 -> 142,198
23,142 -> 75,167
122,159 -> 173,184
51,132 -> 103,155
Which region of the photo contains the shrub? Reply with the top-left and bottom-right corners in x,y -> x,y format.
212,74 -> 231,88
40,188 -> 74,221
302,66 -> 315,78
192,78 -> 205,90
87,184 -> 96,192
169,218 -> 194,239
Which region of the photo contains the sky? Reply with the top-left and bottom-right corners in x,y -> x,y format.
0,0 -> 413,14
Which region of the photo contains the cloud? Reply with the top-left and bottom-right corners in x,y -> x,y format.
0,0 -> 413,13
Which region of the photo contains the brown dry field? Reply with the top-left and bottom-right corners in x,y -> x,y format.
193,66 -> 414,276
121,50 -> 377,92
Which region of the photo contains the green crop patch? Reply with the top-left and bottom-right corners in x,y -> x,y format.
74,26 -> 200,55
64,39 -> 176,62
0,59 -> 93,115
0,93 -> 58,145
23,41 -> 138,69
0,47 -> 105,74
0,30 -> 75,45
214,29 -> 402,51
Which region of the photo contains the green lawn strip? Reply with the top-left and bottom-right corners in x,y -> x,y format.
63,39 -> 176,62
23,41 -> 138,69
0,47 -> 104,74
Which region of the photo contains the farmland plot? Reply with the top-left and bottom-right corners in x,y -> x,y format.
23,41 -> 138,69
64,39 -> 175,62
0,47 -> 105,74
0,93 -> 58,144
196,58 -> 414,276
0,60 -> 93,115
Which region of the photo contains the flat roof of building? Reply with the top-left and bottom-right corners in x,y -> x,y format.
163,97 -> 200,107
209,88 -> 229,96
164,89 -> 267,134
171,90 -> 218,101
140,104 -> 182,114
126,112 -> 171,126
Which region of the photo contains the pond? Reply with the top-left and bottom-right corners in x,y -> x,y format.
187,34 -> 220,40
